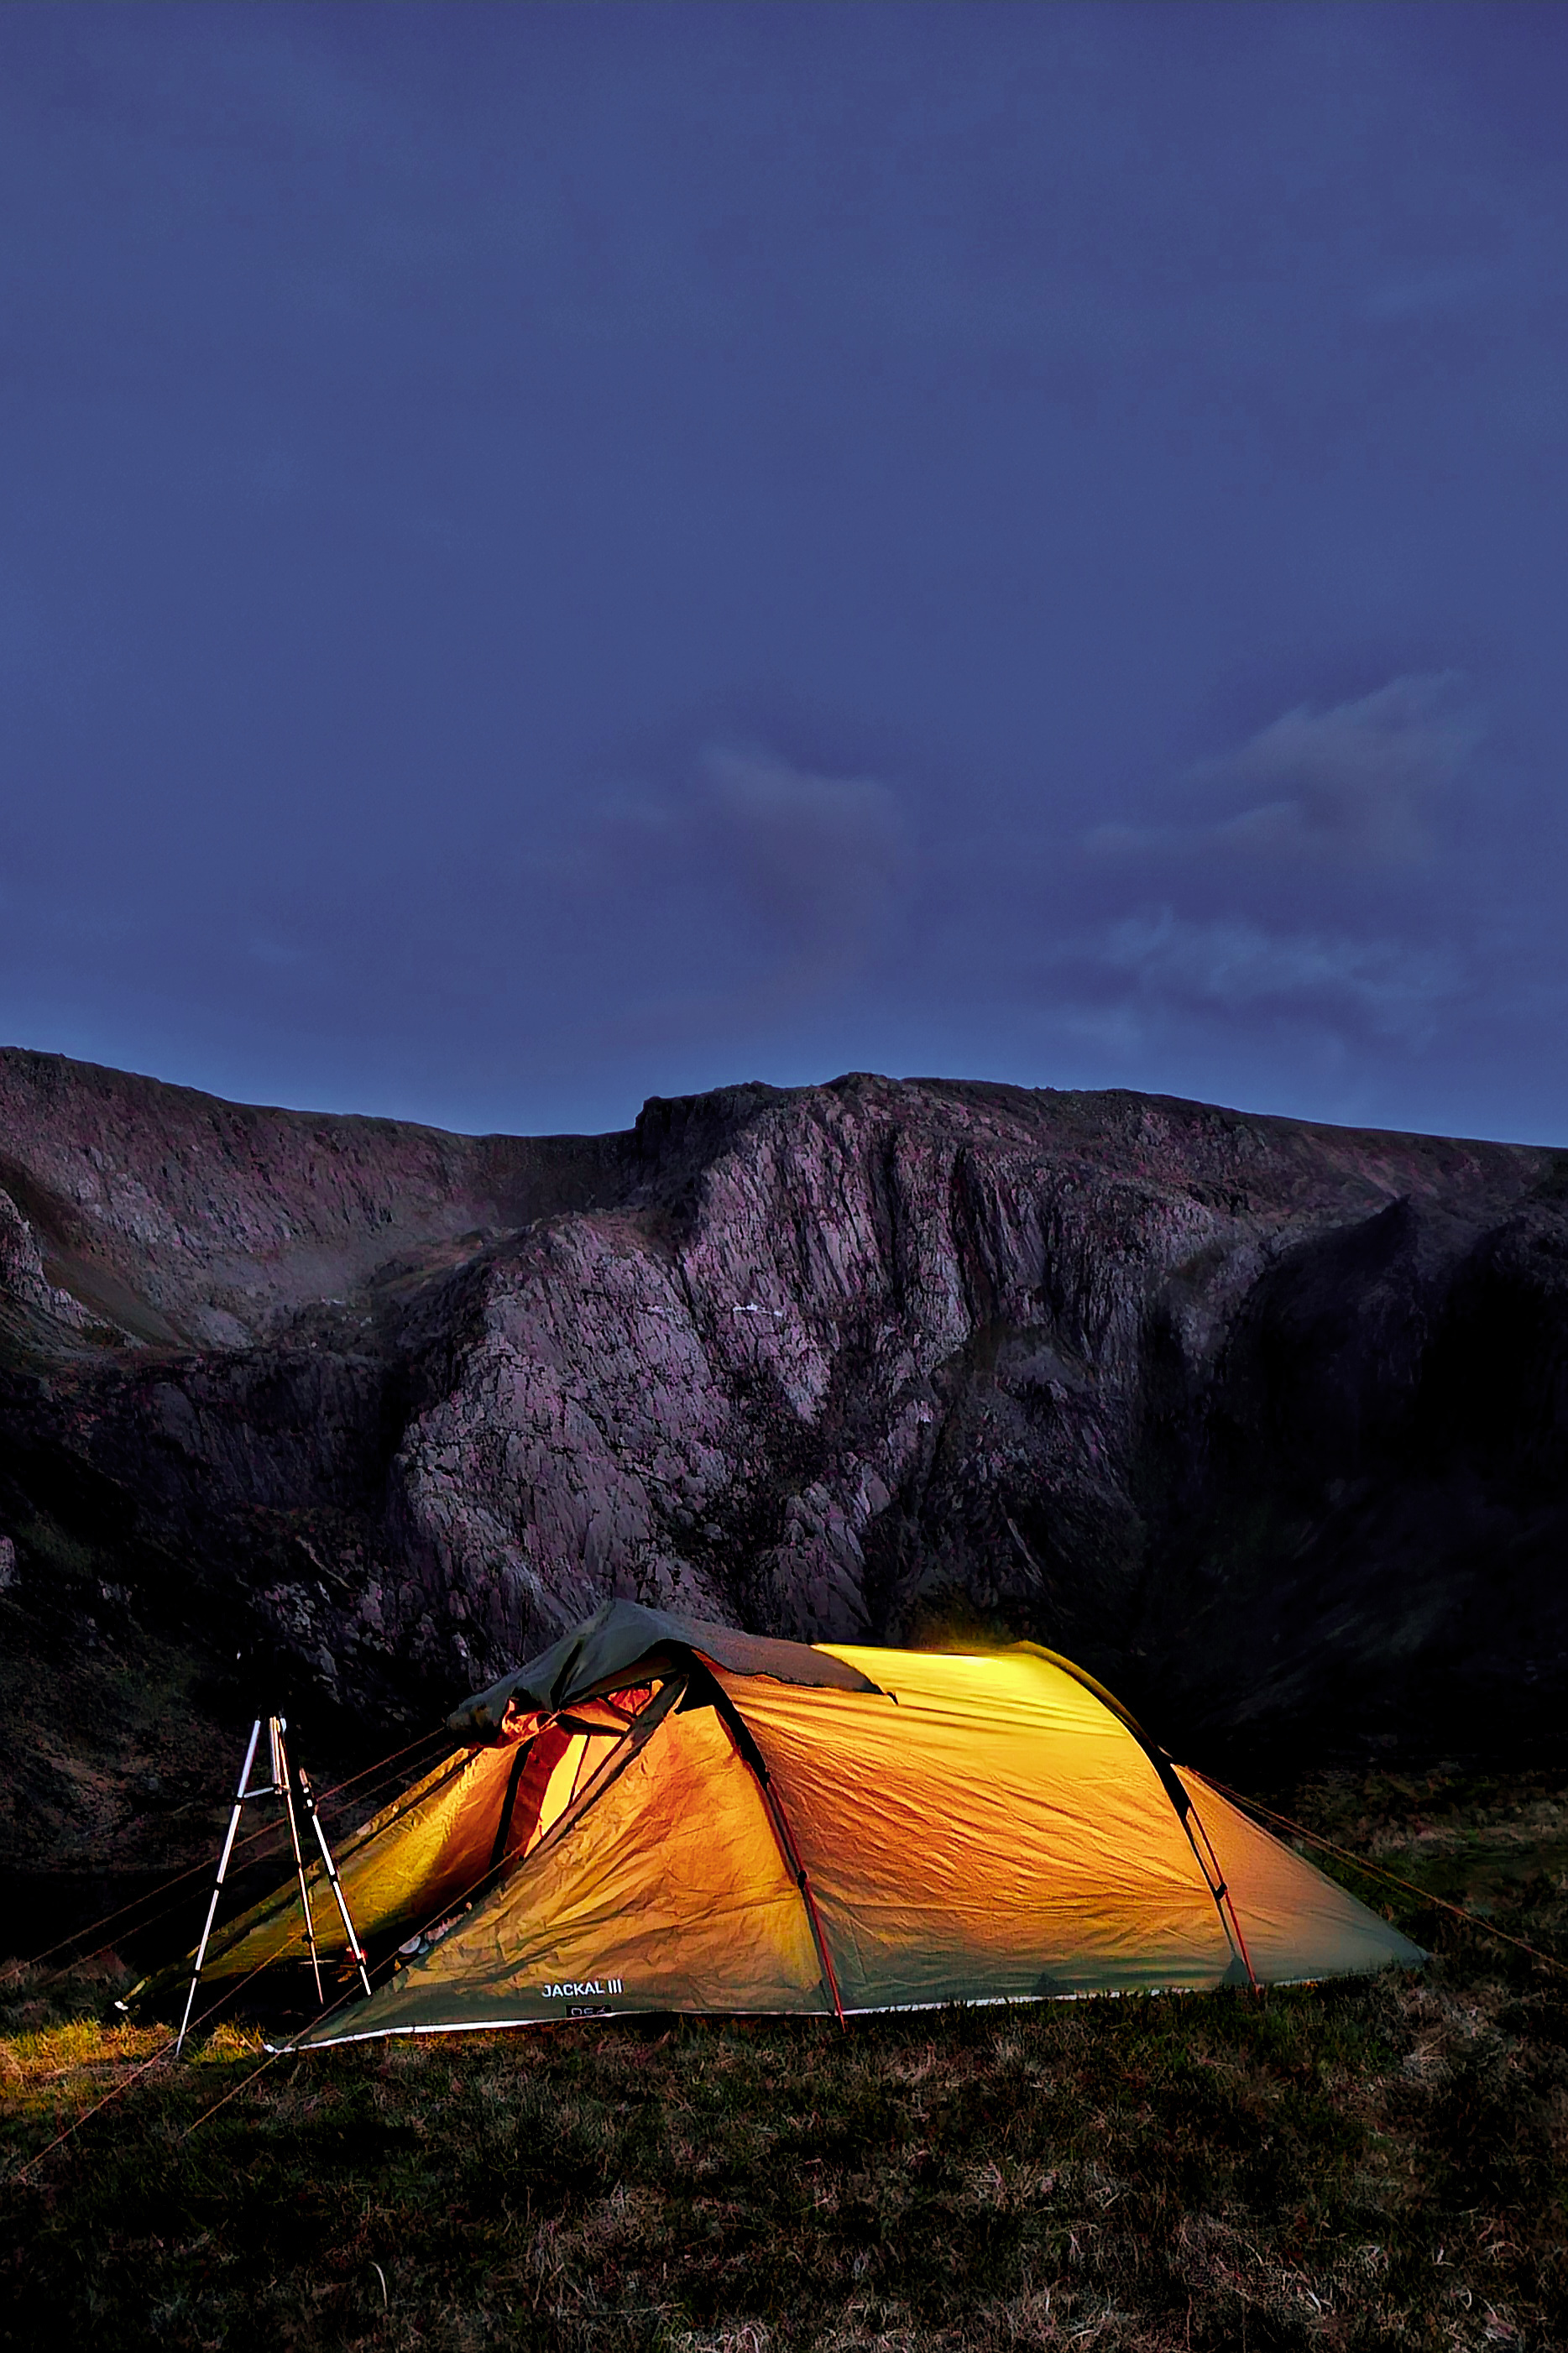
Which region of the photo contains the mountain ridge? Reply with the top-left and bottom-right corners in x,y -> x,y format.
3,1045 -> 1565,1869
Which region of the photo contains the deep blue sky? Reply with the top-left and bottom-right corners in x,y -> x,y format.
3,3 -> 1566,1142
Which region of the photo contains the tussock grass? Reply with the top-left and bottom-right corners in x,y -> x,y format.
3,1773 -> 1565,2351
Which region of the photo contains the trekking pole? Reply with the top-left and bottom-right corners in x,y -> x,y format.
273,1718 -> 324,2005
176,1718 -> 264,2058
297,1765 -> 373,2000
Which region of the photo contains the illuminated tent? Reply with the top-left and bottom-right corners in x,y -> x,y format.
180,1602 -> 1422,2046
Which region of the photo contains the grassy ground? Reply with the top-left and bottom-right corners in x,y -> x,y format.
2,1770 -> 1565,2352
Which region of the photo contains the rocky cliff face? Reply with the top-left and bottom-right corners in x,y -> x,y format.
3,1048 -> 1566,1863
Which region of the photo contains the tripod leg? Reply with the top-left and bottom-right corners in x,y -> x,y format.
177,1718 -> 262,2058
300,1769 -> 373,2001
275,1722 -> 324,2005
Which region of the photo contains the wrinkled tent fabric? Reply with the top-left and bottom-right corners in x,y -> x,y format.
172,1604 -> 1422,2037
165,1606 -> 876,1991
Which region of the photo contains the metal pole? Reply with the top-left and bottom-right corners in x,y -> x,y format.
298,1766 -> 373,2001
176,1718 -> 263,2058
274,1718 -> 324,2005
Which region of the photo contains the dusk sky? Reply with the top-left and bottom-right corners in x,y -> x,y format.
3,3 -> 1566,1143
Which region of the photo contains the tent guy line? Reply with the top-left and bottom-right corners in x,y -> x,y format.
28,1723 -> 452,1984
7,1898 -> 334,2188
1199,1775 -> 1568,1981
13,1754 -> 577,2188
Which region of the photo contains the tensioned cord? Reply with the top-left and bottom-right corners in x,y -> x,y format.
1196,1771 -> 1568,1979
171,1975 -> 368,2148
18,1694 -> 678,2173
27,1724 -> 452,1980
10,1718 -> 510,2190
5,1899 -> 342,2189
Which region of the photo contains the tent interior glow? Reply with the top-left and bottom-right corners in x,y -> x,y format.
162,1607 -> 1422,2041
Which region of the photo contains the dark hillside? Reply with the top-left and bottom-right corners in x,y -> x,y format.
3,1048 -> 1566,1872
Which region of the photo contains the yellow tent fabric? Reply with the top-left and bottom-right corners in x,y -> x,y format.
724,1650 -> 1241,2006
175,1698 -> 651,1989
249,1613 -> 1423,2049
316,1697 -> 828,2035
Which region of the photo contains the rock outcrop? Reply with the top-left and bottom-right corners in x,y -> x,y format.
3,1046 -> 1567,1864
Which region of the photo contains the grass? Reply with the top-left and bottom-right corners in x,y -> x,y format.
2,1771 -> 1565,2352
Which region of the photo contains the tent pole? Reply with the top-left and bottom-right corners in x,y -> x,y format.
1180,1793 -> 1259,1993
274,1718 -> 324,2005
297,1765 -> 373,2000
708,1688 -> 847,2028
761,1777 -> 846,2029
176,1718 -> 264,2058
1007,1640 -> 1261,1993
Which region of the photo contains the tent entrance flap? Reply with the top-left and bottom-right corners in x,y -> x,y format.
301,1684 -> 833,2043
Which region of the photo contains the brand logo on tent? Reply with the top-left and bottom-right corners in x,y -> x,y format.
541,1978 -> 624,1998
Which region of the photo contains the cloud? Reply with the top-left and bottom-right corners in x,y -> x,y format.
696,746 -> 907,946
1088,672 -> 1483,871
579,742 -> 911,1008
1093,910 -> 1461,1041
